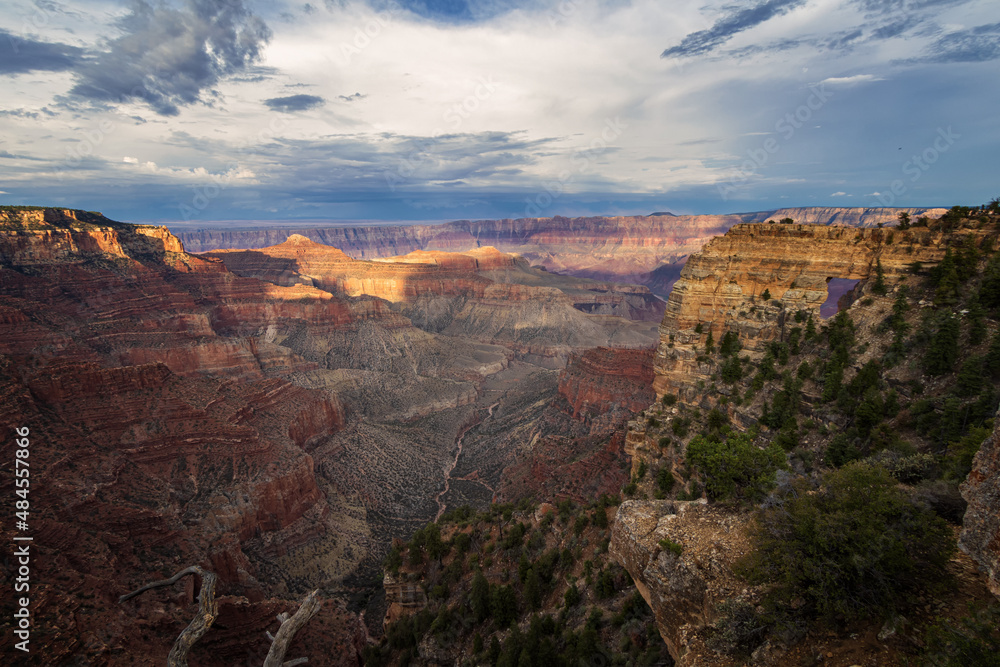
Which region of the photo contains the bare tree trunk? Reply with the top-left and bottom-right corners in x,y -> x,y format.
121,568 -> 321,667
119,566 -> 219,667
263,590 -> 321,667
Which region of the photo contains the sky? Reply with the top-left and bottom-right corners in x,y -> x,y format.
0,0 -> 998,224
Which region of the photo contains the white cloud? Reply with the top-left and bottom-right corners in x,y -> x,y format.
820,74 -> 884,87
123,156 -> 138,164
830,191 -> 849,197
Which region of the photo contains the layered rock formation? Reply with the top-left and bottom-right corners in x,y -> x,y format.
653,223 -> 957,399
176,207 -> 946,297
208,235 -> 663,368
558,347 -> 655,420
610,499 -> 755,666
961,411 -> 1000,599
0,210 -> 409,663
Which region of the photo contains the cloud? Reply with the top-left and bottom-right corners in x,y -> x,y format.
903,22 -> 1000,63
830,191 -> 849,196
264,94 -> 325,112
820,74 -> 884,86
69,0 -> 271,116
338,92 -> 366,102
123,156 -> 138,164
0,107 -> 57,119
0,150 -> 46,161
661,0 -> 808,58
0,29 -> 83,75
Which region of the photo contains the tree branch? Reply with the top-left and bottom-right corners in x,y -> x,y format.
119,565 -> 219,667
262,590 -> 321,667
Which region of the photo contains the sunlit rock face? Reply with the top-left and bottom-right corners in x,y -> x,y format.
652,222 -> 955,400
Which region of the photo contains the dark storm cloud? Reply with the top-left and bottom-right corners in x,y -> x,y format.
661,0 -> 808,58
68,0 -> 271,116
0,29 -> 83,75
904,22 -> 1000,63
263,94 -> 325,112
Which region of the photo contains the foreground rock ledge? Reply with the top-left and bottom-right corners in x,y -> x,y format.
960,412 -> 1000,599
609,499 -> 755,666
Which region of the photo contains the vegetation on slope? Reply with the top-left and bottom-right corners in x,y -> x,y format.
364,498 -> 673,666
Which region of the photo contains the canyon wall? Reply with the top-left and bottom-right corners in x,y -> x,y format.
653,223 -> 956,399
175,207 -> 946,296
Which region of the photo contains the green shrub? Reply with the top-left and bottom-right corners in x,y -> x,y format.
740,463 -> 955,622
721,355 -> 743,383
658,538 -> 683,556
656,466 -> 675,494
685,432 -> 786,502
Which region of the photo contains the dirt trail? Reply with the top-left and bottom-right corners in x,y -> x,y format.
433,402 -> 501,521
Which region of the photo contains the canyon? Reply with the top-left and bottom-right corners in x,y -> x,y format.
4,205 -> 997,666
174,207 -> 946,297
0,207 -> 660,663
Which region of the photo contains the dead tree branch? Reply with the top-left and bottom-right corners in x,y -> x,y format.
120,568 -> 321,667
263,589 -> 321,667
119,565 -> 219,667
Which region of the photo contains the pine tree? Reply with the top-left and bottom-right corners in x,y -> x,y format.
933,249 -> 960,307
761,288 -> 772,301
720,330 -> 741,357
967,296 -> 987,345
471,571 -> 491,622
705,329 -> 715,355
872,259 -> 887,295
523,568 -> 541,610
923,314 -> 960,375
986,330 -> 1000,377
980,253 -> 1000,310
805,314 -> 817,340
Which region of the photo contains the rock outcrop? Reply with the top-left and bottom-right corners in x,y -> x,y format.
653,223 -> 957,399
960,411 -> 1000,599
176,208 -> 946,297
609,499 -> 755,666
